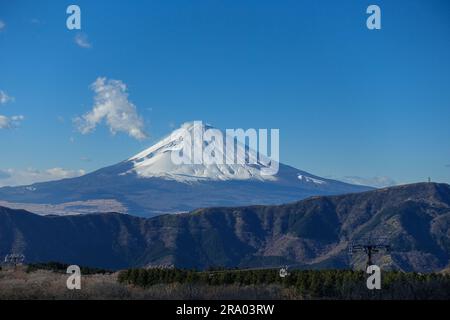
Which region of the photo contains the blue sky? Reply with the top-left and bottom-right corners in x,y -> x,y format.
0,0 -> 450,187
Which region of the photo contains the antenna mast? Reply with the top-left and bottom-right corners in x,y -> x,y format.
349,237 -> 391,268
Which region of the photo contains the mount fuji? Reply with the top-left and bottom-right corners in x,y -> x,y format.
0,122 -> 372,217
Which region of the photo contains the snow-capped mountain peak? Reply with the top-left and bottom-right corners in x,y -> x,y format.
0,121 -> 373,217
126,121 -> 277,182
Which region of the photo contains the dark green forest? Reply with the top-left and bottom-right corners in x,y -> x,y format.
118,268 -> 450,300
25,262 -> 111,275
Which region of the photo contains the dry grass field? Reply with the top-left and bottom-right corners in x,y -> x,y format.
0,266 -> 296,300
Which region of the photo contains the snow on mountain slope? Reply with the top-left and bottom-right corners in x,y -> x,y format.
125,122 -> 277,182
297,175 -> 326,185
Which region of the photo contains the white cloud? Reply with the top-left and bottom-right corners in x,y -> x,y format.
0,91 -> 23,129
75,77 -> 147,140
0,168 -> 86,187
74,33 -> 92,48
0,115 -> 24,129
339,176 -> 397,188
0,20 -> 5,31
11,115 -> 24,121
0,90 -> 14,104
0,115 -> 10,128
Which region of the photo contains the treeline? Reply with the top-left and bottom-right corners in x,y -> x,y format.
118,268 -> 450,300
26,262 -> 112,275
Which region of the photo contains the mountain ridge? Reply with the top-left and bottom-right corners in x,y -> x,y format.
1,182 -> 449,272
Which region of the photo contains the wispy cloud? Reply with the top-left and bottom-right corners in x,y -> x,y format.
0,90 -> 23,129
0,115 -> 24,129
74,33 -> 92,48
0,115 -> 10,129
337,176 -> 397,188
0,20 -> 5,31
75,77 -> 147,140
0,90 -> 14,104
0,168 -> 86,187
